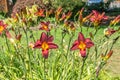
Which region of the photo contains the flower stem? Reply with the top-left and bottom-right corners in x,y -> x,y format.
54,22 -> 58,39
23,27 -> 32,78
79,49 -> 90,79
95,61 -> 105,78
66,34 -> 74,57
95,46 -> 98,61
110,36 -> 120,50
61,32 -> 66,47
14,45 -> 27,79
80,26 -> 82,32
74,12 -> 79,22
4,34 -> 10,52
29,29 -> 36,42
79,58 -> 86,79
44,58 -> 46,80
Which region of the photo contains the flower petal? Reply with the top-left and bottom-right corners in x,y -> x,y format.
48,42 -> 58,49
48,35 -> 54,42
39,22 -> 50,31
34,40 -> 41,48
85,38 -> 94,48
70,40 -> 79,50
40,32 -> 47,43
16,34 -> 22,41
42,49 -> 49,59
46,21 -> 50,25
41,21 -> 50,26
78,32 -> 85,42
6,30 -> 12,39
106,50 -> 113,60
92,10 -> 99,16
103,15 -> 108,20
80,49 -> 86,57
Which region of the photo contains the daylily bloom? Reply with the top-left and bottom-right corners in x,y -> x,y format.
39,21 -> 50,31
101,50 -> 113,61
96,50 -> 113,77
68,22 -> 76,31
35,8 -> 45,17
56,7 -> 62,16
5,31 -> 15,45
104,28 -> 116,36
64,21 -> 69,27
110,15 -> 120,26
0,20 -> 7,35
65,11 -> 72,21
60,11 -> 72,21
15,34 -> 22,41
64,21 -> 76,32
46,9 -> 54,17
90,10 -> 108,27
55,7 -> 63,21
11,13 -> 18,23
6,30 -> 22,45
78,8 -> 93,26
70,32 -> 94,57
34,32 -> 58,59
79,7 -> 84,22
59,13 -> 66,21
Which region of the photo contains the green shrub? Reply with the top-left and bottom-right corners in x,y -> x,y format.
44,0 -> 85,12
0,12 -> 6,19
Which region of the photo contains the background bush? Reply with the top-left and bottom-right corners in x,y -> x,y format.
44,0 -> 85,12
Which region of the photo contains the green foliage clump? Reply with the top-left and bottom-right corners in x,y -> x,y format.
0,12 -> 6,20
44,0 -> 85,12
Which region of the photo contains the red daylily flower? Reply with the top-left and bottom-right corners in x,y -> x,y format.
65,11 -> 72,20
11,13 -> 18,22
110,15 -> 120,26
39,21 -> 50,31
46,9 -> 54,17
69,22 -> 75,31
64,21 -> 76,32
15,34 -> 22,41
6,30 -> 12,39
34,32 -> 58,59
90,10 -> 108,27
105,50 -> 113,60
70,32 -> 94,57
5,31 -> 15,44
104,28 -> 116,36
6,30 -> 22,44
55,7 -> 63,21
60,13 -> 66,21
101,50 -> 113,61
79,7 -> 84,21
78,8 -> 93,26
64,21 -> 69,27
56,7 -> 62,16
35,8 -> 45,17
60,11 -> 72,21
0,20 -> 7,35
